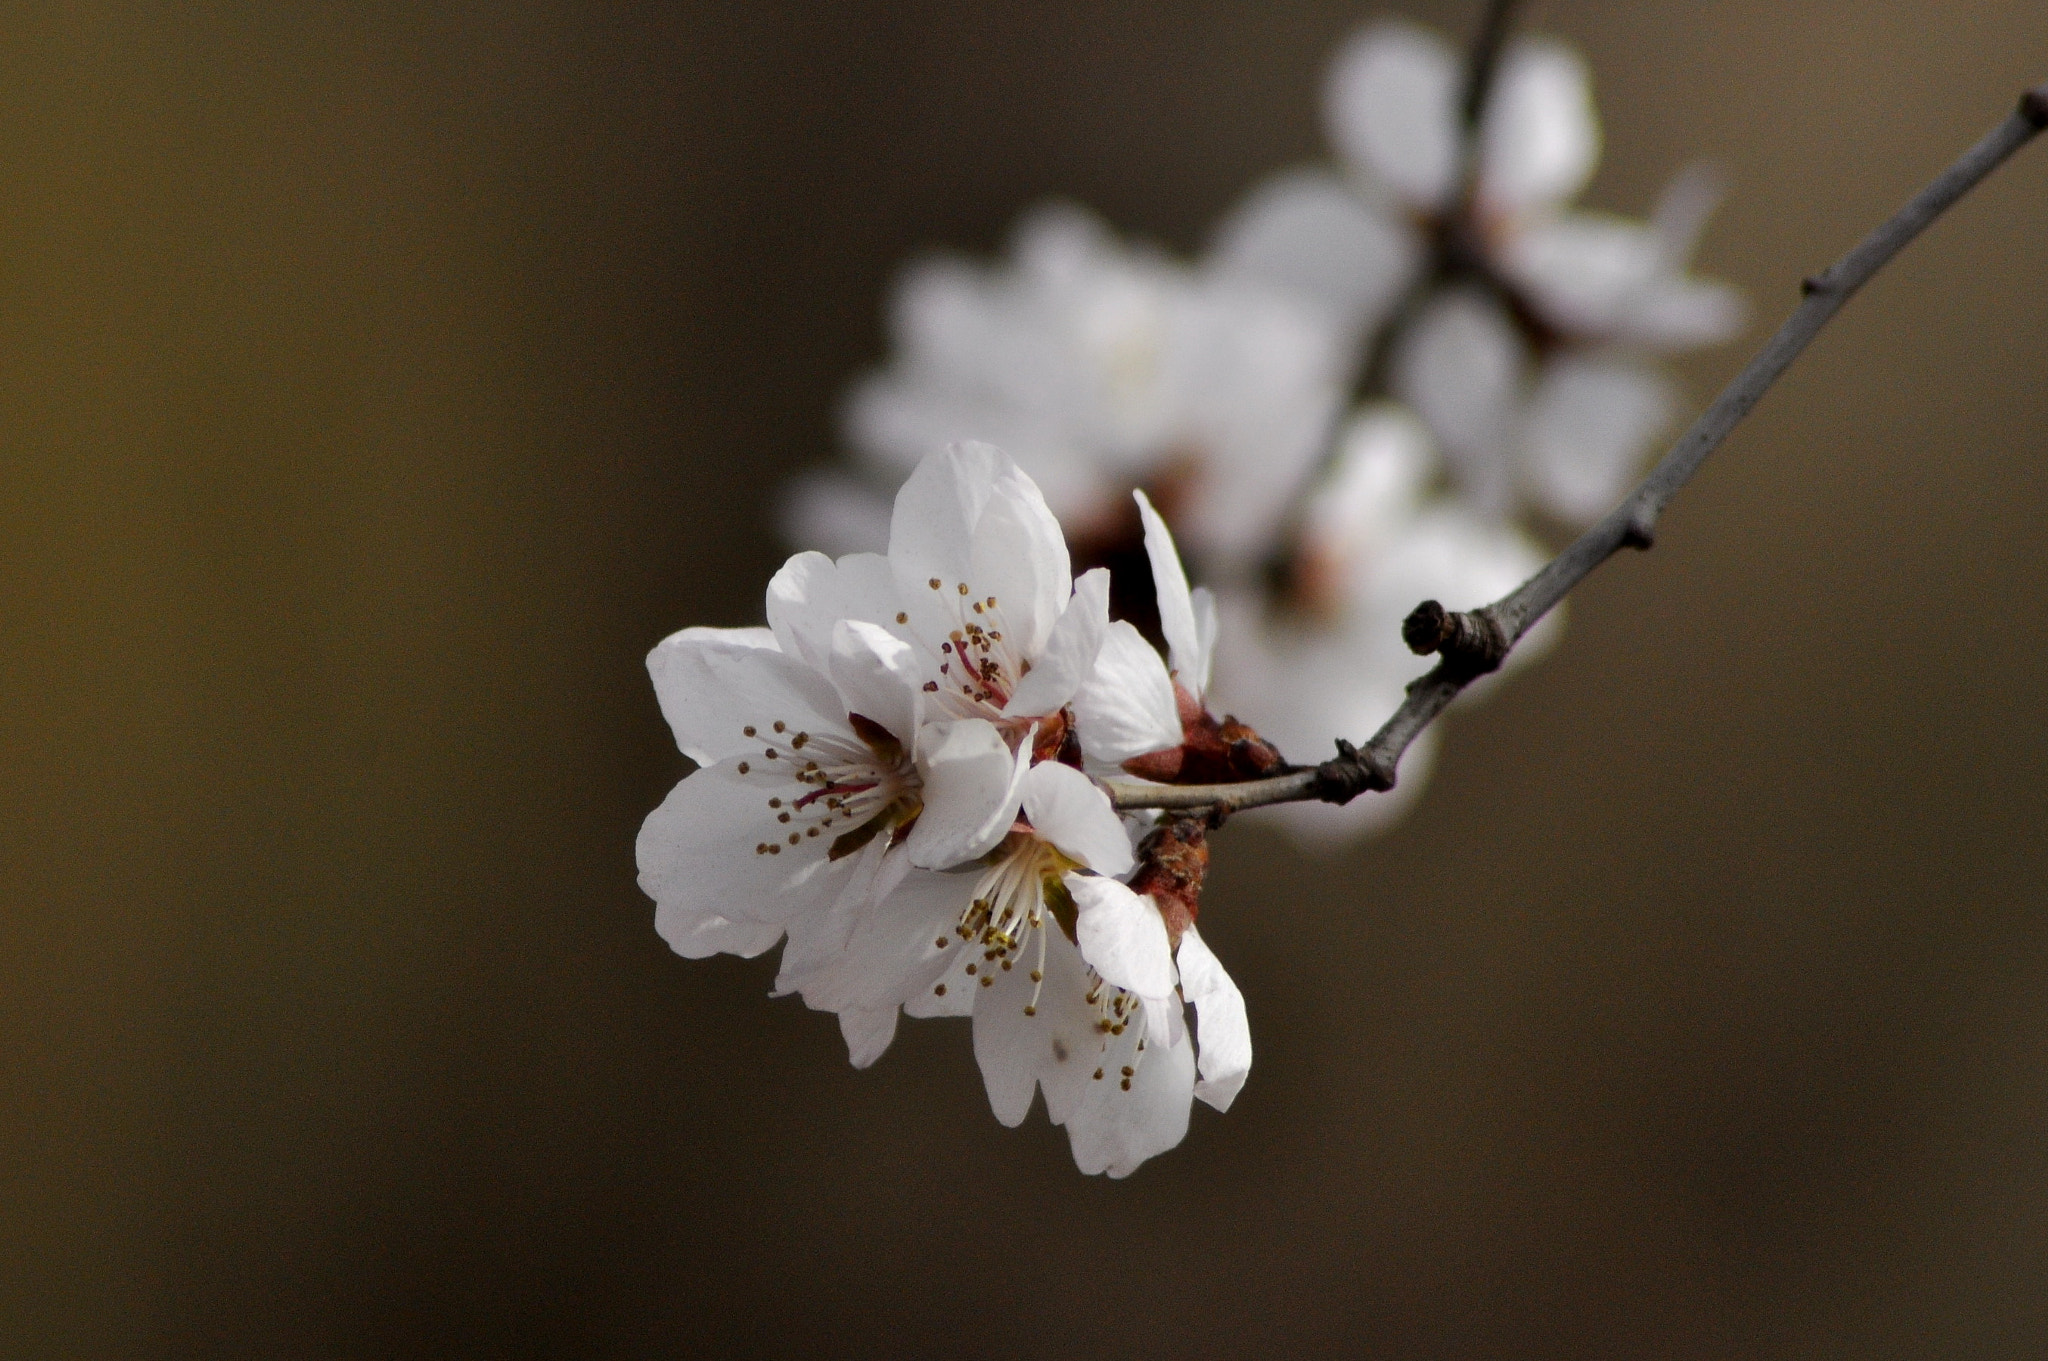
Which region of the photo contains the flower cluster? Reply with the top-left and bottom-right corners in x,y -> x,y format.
642,444 -> 1250,1176
784,15 -> 1741,843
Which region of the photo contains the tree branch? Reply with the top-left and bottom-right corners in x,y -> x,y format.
1111,82 -> 2048,817
1458,0 -> 1521,132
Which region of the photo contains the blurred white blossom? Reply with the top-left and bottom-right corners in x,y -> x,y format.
800,203 -> 1351,575
1208,405 -> 1558,843
1215,19 -> 1744,524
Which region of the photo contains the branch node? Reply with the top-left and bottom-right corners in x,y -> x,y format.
1401,599 -> 1509,677
1621,506 -> 1657,551
1800,272 -> 1826,296
2021,85 -> 2048,129
1309,739 -> 1394,806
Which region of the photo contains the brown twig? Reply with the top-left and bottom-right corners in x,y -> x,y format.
1110,82 -> 2048,816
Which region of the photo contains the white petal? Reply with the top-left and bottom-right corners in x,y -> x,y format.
1501,212 -> 1660,337
1478,37 -> 1600,215
772,831 -> 910,999
1070,876 -> 1176,1002
888,440 -> 1007,621
1324,20 -> 1461,211
837,1005 -> 900,1070
1208,168 -> 1423,335
827,619 -> 922,744
658,912 -> 785,961
891,443 -> 1070,651
1651,160 -> 1725,268
1134,490 -> 1205,693
965,459 -> 1073,661
764,549 -> 900,674
828,868 -> 980,1018
970,923 -> 1104,1127
906,718 -> 1029,870
1623,276 -> 1747,351
1020,761 -> 1134,877
1303,403 -> 1437,562
1518,354 -> 1675,525
1163,277 -> 1353,570
1188,589 -> 1218,698
1391,288 -> 1529,514
1063,1018 -> 1196,1178
636,761 -> 848,954
646,629 -> 841,766
1175,925 -> 1251,1112
1002,568 -> 1109,718
1070,621 -> 1181,766
776,471 -> 895,558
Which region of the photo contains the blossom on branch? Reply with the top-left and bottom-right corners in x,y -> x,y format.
643,443 -> 1251,1176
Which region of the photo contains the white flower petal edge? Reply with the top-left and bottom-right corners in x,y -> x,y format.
827,619 -> 924,747
892,441 -> 1069,670
1134,489 -> 1212,695
1175,924 -> 1251,1112
1069,875 -> 1178,1047
1518,354 -> 1675,525
647,626 -> 835,767
1019,761 -> 1134,878
1477,37 -> 1600,218
1209,168 -> 1421,337
764,550 -> 899,676
1002,567 -> 1110,718
1324,20 -> 1461,212
905,717 -> 1032,870
1070,621 -> 1181,767
1392,288 -> 1529,515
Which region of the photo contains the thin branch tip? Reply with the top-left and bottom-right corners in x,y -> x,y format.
2021,84 -> 2048,129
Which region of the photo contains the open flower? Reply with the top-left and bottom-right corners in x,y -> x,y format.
789,202 -> 1350,575
645,441 -> 1245,1175
636,622 -> 934,962
1213,19 -> 1743,525
770,441 -> 1112,767
776,758 -> 1247,1178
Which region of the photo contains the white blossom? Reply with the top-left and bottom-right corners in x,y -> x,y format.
779,758 -> 1242,1178
1213,19 -> 1744,525
798,202 -> 1350,574
644,441 -> 1249,1176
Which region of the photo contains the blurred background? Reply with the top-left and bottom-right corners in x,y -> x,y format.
2,1 -> 2045,1355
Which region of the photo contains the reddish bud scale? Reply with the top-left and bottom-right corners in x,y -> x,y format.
1122,683 -> 1288,785
1128,817 -> 1210,949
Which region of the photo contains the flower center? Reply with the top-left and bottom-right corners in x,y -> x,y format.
934,834 -> 1157,1093
740,716 -> 919,860
919,578 -> 1029,720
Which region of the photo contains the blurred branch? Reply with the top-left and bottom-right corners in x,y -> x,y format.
1111,82 -> 2048,817
1459,0 -> 1520,131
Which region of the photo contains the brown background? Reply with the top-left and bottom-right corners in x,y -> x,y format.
2,1 -> 2045,1356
